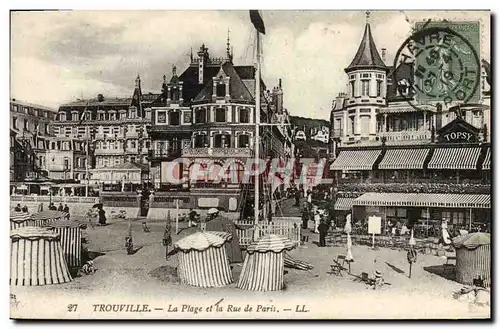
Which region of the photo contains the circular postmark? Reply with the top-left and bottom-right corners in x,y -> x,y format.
392,25 -> 481,111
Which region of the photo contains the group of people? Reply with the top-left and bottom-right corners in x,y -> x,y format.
301,202 -> 330,247
13,203 -> 29,213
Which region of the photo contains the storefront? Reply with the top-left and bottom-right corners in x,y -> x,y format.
351,193 -> 491,237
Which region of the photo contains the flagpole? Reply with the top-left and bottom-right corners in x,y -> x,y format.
254,30 -> 261,236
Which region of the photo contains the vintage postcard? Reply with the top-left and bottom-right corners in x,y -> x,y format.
9,9 -> 491,319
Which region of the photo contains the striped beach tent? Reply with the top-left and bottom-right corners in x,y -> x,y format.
237,235 -> 295,291
31,210 -> 67,227
10,226 -> 72,286
44,220 -> 87,271
174,231 -> 233,288
10,212 -> 36,230
453,233 -> 491,287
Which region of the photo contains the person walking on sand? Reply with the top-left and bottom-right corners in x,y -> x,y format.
294,189 -> 301,207
57,203 -> 64,212
14,204 -> 21,212
318,218 -> 329,247
98,205 -> 107,226
301,204 -> 309,229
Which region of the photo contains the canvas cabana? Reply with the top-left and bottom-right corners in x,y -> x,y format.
174,231 -> 233,288
10,227 -> 72,286
453,232 -> 490,287
31,210 -> 67,226
10,212 -> 36,230
237,234 -> 295,291
44,219 -> 87,272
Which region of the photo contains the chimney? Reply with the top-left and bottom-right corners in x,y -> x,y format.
435,103 -> 443,130
197,44 -> 207,84
381,48 -> 387,64
279,78 -> 282,89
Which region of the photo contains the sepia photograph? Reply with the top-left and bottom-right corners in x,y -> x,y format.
8,8 -> 491,320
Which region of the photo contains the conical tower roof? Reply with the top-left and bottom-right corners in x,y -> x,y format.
345,23 -> 388,73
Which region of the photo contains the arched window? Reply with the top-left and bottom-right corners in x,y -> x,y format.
227,162 -> 245,183
214,134 -> 230,148
194,135 -> 207,148
208,163 -> 223,182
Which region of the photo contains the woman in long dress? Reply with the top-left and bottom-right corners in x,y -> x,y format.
205,210 -> 249,264
440,218 -> 451,245
98,206 -> 107,225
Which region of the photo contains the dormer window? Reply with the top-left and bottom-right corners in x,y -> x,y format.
169,111 -> 180,126
171,87 -> 180,101
350,81 -> 355,97
216,83 -> 226,97
59,112 -> 66,121
215,108 -> 226,123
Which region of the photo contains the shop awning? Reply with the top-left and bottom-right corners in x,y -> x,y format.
378,148 -> 430,170
334,198 -> 357,211
482,148 -> 490,170
427,147 -> 481,170
330,150 -> 382,171
353,193 -> 490,209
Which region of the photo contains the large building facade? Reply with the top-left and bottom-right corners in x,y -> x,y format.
53,78 -> 155,190
147,43 -> 293,215
329,17 -> 491,236
10,99 -> 56,190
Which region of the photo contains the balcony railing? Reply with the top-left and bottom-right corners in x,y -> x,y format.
182,147 -> 252,158
378,130 -> 431,142
94,149 -> 125,155
149,149 -> 182,159
335,182 -> 490,195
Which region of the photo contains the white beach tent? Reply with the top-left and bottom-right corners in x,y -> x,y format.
174,231 -> 233,288
237,234 -> 295,291
10,226 -> 72,286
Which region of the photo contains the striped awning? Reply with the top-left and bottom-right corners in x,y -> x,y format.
378,148 -> 430,170
330,150 -> 382,171
427,147 -> 481,170
482,148 -> 491,170
353,193 -> 490,209
334,198 -> 357,211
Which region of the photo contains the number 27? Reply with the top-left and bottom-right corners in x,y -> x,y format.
67,304 -> 78,312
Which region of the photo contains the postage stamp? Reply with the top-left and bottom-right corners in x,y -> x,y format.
393,21 -> 481,110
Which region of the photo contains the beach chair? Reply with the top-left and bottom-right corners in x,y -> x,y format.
353,271 -> 373,285
329,255 -> 347,276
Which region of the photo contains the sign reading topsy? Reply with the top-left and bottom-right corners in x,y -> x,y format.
395,21 -> 481,106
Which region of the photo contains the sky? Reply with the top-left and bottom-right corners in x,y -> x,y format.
10,10 -> 490,120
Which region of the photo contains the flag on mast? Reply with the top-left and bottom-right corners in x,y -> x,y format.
249,10 -> 265,35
